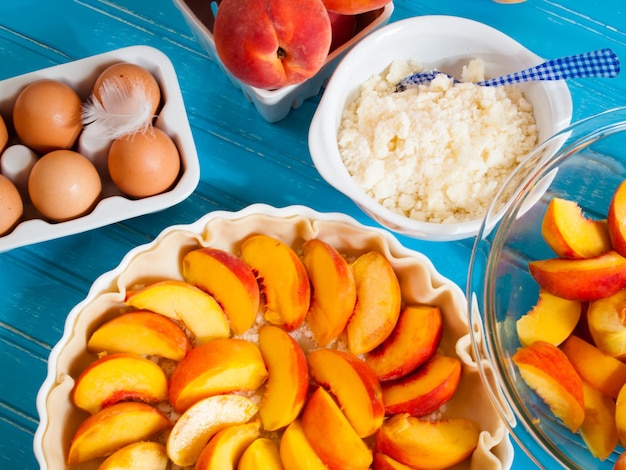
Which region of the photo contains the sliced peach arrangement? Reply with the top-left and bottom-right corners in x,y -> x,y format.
64,234 -> 480,468
515,181 -> 626,462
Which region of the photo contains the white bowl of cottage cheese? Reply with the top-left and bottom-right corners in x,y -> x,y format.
309,15 -> 573,241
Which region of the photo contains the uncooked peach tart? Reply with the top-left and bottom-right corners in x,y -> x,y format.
34,204 -> 511,470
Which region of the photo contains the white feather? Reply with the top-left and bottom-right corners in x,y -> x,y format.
81,77 -> 154,140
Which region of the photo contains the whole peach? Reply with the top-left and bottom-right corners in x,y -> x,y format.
323,0 -> 391,15
328,11 -> 357,52
214,0 -> 332,90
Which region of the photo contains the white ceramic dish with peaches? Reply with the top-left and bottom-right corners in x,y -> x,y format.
309,15 -> 573,242
172,0 -> 393,122
0,45 -> 199,252
35,204 -> 513,470
468,107 -> 626,469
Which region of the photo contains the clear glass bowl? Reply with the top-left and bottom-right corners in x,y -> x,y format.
468,106 -> 626,469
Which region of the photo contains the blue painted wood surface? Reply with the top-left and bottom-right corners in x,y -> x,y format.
0,0 -> 625,468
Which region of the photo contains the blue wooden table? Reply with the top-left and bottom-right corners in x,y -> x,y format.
1,0 -> 624,468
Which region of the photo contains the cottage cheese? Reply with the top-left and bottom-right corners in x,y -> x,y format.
337,59 -> 538,224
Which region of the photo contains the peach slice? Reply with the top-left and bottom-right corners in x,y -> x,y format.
616,383 -> 626,447
528,250 -> 626,301
87,310 -> 192,361
541,197 -> 611,259
194,421 -> 261,470
381,354 -> 462,417
99,441 -> 168,470
372,452 -> 413,470
182,247 -> 260,335
561,335 -> 626,399
579,382 -> 618,461
125,280 -> 230,344
279,419 -> 327,470
258,325 -> 309,431
307,348 -> 384,437
515,290 -> 581,347
169,338 -> 268,412
238,438 -> 283,470
374,414 -> 481,470
301,238 -> 356,346
587,288 -> 626,360
166,394 -> 258,467
301,386 -> 373,470
366,304 -> 442,381
72,353 -> 168,414
346,251 -> 401,355
608,180 -> 626,257
240,234 -> 311,331
512,341 -> 584,432
67,402 -> 171,464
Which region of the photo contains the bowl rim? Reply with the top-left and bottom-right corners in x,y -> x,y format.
308,14 -> 573,242
467,106 -> 626,468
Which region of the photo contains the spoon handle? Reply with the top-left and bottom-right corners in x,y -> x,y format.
477,48 -> 620,86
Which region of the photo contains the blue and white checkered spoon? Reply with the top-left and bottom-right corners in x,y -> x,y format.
396,48 -> 620,92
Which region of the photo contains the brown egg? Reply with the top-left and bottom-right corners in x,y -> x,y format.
13,79 -> 83,154
28,150 -> 102,222
0,114 -> 8,152
108,126 -> 180,198
93,63 -> 161,117
0,174 -> 23,235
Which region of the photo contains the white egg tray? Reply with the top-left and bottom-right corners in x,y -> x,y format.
0,45 -> 200,252
172,0 -> 394,122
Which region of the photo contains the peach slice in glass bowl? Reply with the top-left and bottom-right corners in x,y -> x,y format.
468,106 -> 626,469
35,204 -> 512,469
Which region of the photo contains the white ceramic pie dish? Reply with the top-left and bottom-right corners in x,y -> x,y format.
33,204 -> 513,469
